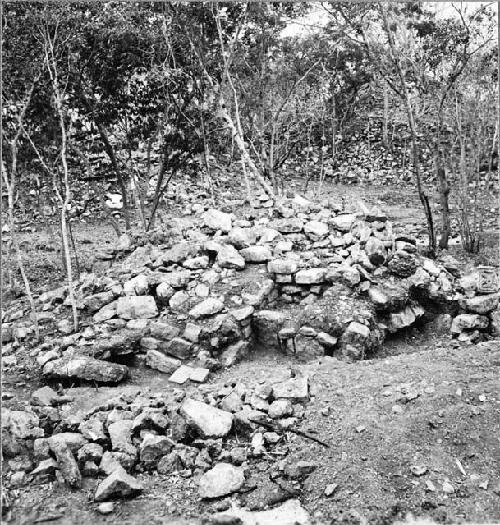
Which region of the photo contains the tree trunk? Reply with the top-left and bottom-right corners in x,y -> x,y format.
437,164 -> 450,249
147,158 -> 177,232
409,125 -> 436,255
147,158 -> 167,232
130,173 -> 147,232
269,122 -> 277,193
45,31 -> 79,331
219,105 -> 276,201
434,109 -> 451,251
60,199 -> 78,330
382,79 -> 389,149
57,127 -> 79,332
458,124 -> 472,251
380,4 -> 436,256
331,95 -> 337,159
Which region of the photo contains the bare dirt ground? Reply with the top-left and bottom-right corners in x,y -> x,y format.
2,179 -> 500,524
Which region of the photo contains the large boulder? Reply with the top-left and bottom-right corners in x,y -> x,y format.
145,351 -> 181,374
325,265 -> 361,288
368,282 -> 410,313
2,409 -> 43,441
271,218 -> 304,234
93,300 -> 118,323
268,259 -> 298,274
30,386 -> 59,407
199,463 -> 245,499
139,434 -> 174,468
217,245 -> 246,270
464,293 -> 499,315
123,274 -> 149,296
228,227 -> 257,249
189,298 -> 224,319
202,209 -> 232,232
43,358 -> 129,384
388,251 -> 417,278
330,213 -> 357,232
48,436 -> 82,487
451,314 -> 489,334
241,278 -> 274,307
159,270 -> 192,289
2,408 -> 43,457
83,291 -> 115,313
116,296 -> 158,320
304,221 -> 329,241
168,291 -> 190,312
163,337 -> 193,359
365,237 -> 387,266
295,268 -> 326,285
240,245 -> 273,263
159,242 -> 199,266
199,313 -> 242,350
298,284 -> 375,339
93,330 -> 142,359
156,282 -> 175,302
258,227 -> 281,243
149,321 -> 180,341
339,321 -> 371,361
108,421 -> 135,457
386,303 -> 425,333
120,245 -> 154,272
94,467 -> 143,501
180,398 -> 233,438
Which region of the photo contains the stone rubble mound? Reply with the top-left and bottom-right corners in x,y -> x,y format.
3,194 -> 499,385
2,193 -> 499,516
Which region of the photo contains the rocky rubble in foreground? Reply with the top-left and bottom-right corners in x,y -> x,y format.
3,370 -> 316,517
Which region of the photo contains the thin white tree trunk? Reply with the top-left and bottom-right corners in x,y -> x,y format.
44,27 -> 79,332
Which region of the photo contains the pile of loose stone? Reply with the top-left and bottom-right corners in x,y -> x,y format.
2,192 -> 499,513
2,193 -> 499,387
3,371 -> 314,506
